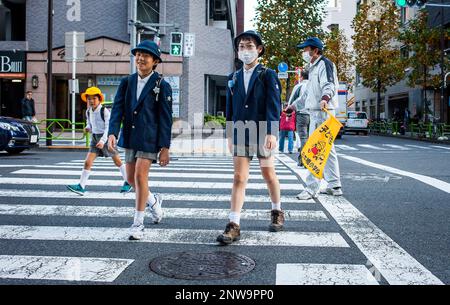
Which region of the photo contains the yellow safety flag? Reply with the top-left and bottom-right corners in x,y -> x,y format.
301,109 -> 343,179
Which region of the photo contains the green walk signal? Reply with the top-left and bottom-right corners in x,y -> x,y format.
396,0 -> 407,6
170,44 -> 182,56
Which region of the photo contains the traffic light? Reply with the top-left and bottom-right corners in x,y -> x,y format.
395,0 -> 427,7
170,32 -> 183,57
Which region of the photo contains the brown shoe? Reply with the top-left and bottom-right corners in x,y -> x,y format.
216,222 -> 241,245
269,210 -> 285,232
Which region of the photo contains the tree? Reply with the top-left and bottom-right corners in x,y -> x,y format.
254,0 -> 327,101
323,27 -> 354,85
398,10 -> 450,120
352,0 -> 405,120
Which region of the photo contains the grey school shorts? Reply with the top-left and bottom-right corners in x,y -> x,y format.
124,149 -> 158,163
233,144 -> 273,160
89,134 -> 118,158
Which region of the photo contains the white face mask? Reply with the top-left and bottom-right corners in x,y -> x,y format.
302,51 -> 312,63
239,50 -> 259,65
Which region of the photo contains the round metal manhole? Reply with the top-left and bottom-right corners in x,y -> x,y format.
149,251 -> 256,280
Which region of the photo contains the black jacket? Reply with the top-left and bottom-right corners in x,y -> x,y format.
21,98 -> 36,117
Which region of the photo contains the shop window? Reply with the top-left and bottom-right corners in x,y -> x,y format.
0,0 -> 25,41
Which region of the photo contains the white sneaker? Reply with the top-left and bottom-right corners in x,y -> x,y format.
296,190 -> 317,200
320,187 -> 343,196
147,194 -> 163,224
128,224 -> 145,240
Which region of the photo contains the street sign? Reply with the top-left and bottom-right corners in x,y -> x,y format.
184,33 -> 195,57
65,32 -> 85,62
68,79 -> 79,94
278,72 -> 288,79
278,62 -> 288,73
170,32 -> 183,57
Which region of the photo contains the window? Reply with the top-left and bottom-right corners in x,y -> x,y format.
0,0 -> 26,41
400,46 -> 409,59
348,112 -> 368,119
137,0 -> 159,24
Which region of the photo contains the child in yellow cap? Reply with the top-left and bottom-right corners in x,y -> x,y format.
66,87 -> 132,195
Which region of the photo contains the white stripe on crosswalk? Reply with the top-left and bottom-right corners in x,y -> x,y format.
431,145 -> 450,150
405,145 -> 432,150
382,144 -> 410,150
0,164 -> 292,173
0,178 -> 303,191
277,154 -> 444,285
68,160 -> 284,165
11,169 -> 298,181
57,162 -> 288,170
357,144 -> 387,150
335,145 -> 358,151
0,189 -> 314,204
0,204 -> 328,221
0,225 -> 349,248
276,264 -> 379,285
0,255 -> 133,282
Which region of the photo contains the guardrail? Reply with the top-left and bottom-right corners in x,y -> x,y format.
369,121 -> 450,140
36,119 -> 89,147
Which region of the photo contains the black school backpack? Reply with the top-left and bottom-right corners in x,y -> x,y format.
86,105 -> 106,122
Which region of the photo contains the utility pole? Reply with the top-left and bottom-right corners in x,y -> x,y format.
46,0 -> 53,146
130,0 -> 137,74
439,0 -> 446,123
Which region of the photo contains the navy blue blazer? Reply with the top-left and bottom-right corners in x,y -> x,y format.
226,64 -> 281,146
108,72 -> 173,153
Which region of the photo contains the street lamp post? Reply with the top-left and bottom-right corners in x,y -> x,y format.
46,0 -> 53,146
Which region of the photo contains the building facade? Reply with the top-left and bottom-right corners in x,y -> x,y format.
354,0 -> 450,123
0,0 -> 241,127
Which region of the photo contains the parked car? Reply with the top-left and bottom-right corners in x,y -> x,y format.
0,116 -> 40,154
345,111 -> 369,135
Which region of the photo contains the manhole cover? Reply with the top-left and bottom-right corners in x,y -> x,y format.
149,251 -> 256,280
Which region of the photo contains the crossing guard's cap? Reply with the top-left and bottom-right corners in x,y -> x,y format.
131,40 -> 163,63
81,87 -> 104,103
297,37 -> 324,50
234,30 -> 265,57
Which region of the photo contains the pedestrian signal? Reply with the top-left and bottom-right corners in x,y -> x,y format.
170,32 -> 183,57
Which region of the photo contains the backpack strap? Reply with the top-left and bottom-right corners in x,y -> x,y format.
86,105 -> 105,122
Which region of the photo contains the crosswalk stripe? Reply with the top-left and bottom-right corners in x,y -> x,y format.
0,225 -> 349,248
0,255 -> 133,282
11,169 -> 298,181
405,145 -> 432,150
382,144 -> 410,150
277,154 -> 445,285
0,204 -> 328,221
68,160 -> 284,165
276,264 -> 379,285
357,144 -> 387,150
57,162 -> 288,170
431,145 -> 450,150
0,164 -> 292,173
335,145 -> 358,151
0,189 -> 314,204
0,178 -> 303,191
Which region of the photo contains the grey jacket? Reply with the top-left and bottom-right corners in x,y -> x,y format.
303,56 -> 339,111
288,80 -> 309,114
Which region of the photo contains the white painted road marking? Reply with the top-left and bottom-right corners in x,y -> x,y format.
0,204 -> 328,221
0,164 -> 291,174
12,169 -> 298,181
0,177 -> 304,191
0,226 -> 350,248
277,154 -> 444,285
276,264 -> 379,285
405,145 -> 432,150
0,255 -> 133,282
357,144 -> 387,150
431,145 -> 450,151
340,154 -> 450,194
0,189 -> 314,204
382,144 -> 411,150
335,145 -> 358,151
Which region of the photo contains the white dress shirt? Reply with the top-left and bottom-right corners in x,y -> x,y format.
86,105 -> 111,144
243,65 -> 257,94
136,72 -> 154,101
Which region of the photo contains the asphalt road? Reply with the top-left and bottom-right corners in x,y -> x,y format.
0,134 -> 448,286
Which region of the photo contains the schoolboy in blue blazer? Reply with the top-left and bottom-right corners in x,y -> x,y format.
108,40 -> 173,240
217,30 -> 284,245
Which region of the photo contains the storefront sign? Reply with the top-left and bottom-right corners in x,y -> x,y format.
0,51 -> 26,79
